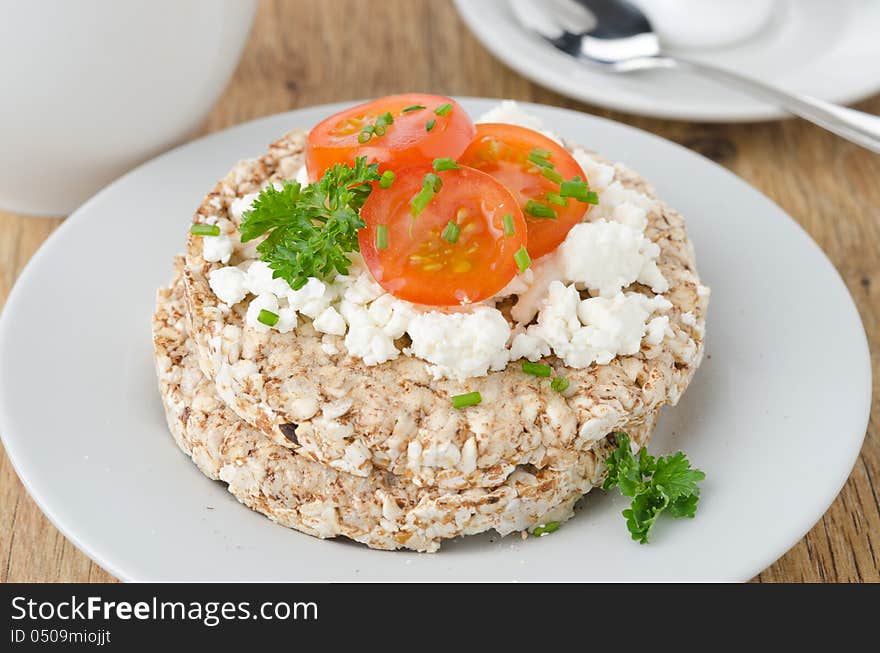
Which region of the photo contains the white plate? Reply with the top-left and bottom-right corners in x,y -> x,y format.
0,100 -> 871,582
454,0 -> 880,122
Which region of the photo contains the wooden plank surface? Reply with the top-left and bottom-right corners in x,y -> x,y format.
1,0 -> 877,583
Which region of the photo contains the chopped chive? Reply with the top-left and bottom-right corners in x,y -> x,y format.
411,174 -> 443,216
257,309 -> 279,327
502,213 -> 516,236
546,192 -> 567,207
560,179 -> 593,200
376,224 -> 389,250
402,104 -> 426,113
527,152 -> 554,168
441,220 -> 461,244
451,391 -> 482,409
551,376 -> 570,393
585,191 -> 599,205
530,147 -> 552,159
358,130 -> 372,144
541,167 -> 563,184
379,170 -> 396,188
514,245 -> 531,272
522,361 -> 551,377
532,521 -> 560,537
425,119 -> 436,132
425,172 -> 443,192
377,111 -> 394,126
432,157 -> 459,171
373,123 -> 387,136
524,200 -> 557,219
434,103 -> 453,116
190,223 -> 221,237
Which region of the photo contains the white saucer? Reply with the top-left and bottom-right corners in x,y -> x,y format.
455,0 -> 880,122
0,100 -> 871,581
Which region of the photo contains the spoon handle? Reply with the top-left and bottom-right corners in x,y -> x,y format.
669,57 -> 880,153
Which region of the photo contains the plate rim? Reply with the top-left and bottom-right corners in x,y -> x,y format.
0,99 -> 872,581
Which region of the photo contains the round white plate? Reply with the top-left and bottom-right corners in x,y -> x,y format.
455,0 -> 880,122
0,100 -> 871,581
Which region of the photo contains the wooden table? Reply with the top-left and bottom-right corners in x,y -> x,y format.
1,0 -> 877,583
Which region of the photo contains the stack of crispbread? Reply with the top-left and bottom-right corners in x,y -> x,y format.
152,127 -> 707,552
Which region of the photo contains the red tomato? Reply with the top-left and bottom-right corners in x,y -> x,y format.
358,165 -> 528,306
306,94 -> 475,181
458,123 -> 590,259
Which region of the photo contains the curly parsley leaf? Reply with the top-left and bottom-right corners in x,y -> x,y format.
239,157 -> 380,290
604,433 -> 705,544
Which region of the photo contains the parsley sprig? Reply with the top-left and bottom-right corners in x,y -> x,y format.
603,433 -> 705,544
239,157 -> 380,290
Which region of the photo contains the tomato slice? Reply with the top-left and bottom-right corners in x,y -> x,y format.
458,123 -> 590,259
306,94 -> 475,182
358,165 -> 527,306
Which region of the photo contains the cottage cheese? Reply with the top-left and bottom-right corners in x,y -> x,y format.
560,219 -> 668,297
202,234 -> 233,264
406,306 -> 511,380
208,266 -> 247,306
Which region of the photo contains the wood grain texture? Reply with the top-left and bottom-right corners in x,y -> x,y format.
1,0 -> 877,583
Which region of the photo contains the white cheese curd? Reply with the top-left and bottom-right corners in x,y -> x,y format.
208,266 -> 248,306
510,254 -> 564,325
509,331 -> 551,362
229,192 -> 259,222
406,306 -> 511,380
343,270 -> 385,305
312,306 -> 347,336
477,100 -> 563,145
243,260 -> 291,297
644,315 -> 673,346
245,293 -> 279,333
287,277 -> 334,319
339,300 -> 400,366
202,233 -> 234,263
576,292 -> 672,364
559,219 -> 668,297
274,307 -> 298,334
518,282 -> 671,368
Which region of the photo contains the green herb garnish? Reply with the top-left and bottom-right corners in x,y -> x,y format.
451,391 -> 482,409
434,103 -> 453,116
541,167 -> 563,184
560,179 -> 598,204
524,200 -> 556,219
376,224 -> 389,250
425,119 -> 436,132
432,157 -> 459,172
502,213 -> 516,236
379,170 -> 396,189
239,157 -> 380,290
514,245 -> 531,272
546,192 -> 567,207
551,376 -> 569,393
190,223 -> 221,237
257,309 -> 279,327
532,522 -> 560,537
402,104 -> 426,113
410,172 -> 443,217
522,361 -> 551,377
603,433 -> 706,544
441,220 -> 461,244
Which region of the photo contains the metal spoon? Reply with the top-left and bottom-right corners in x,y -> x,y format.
511,0 -> 880,153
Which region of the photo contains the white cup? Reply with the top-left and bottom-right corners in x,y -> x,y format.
0,0 -> 257,216
630,0 -> 776,50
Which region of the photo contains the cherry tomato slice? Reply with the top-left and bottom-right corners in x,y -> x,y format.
358,164 -> 527,306
458,123 -> 590,259
306,94 -> 475,182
